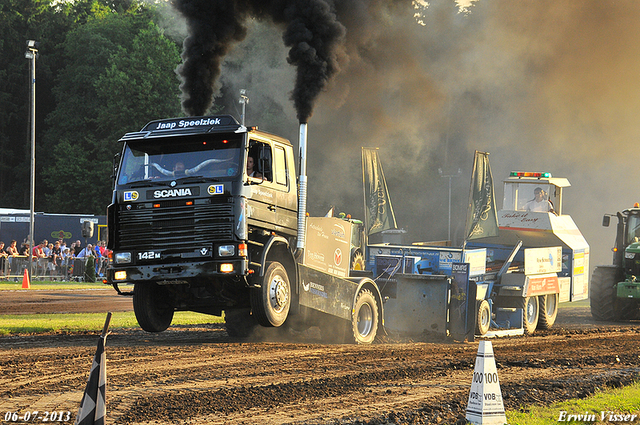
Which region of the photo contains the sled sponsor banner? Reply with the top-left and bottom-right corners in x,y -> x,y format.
524,246 -> 562,275
304,217 -> 350,278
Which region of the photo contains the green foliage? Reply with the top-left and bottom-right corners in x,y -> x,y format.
84,255 -> 96,282
0,0 -> 183,215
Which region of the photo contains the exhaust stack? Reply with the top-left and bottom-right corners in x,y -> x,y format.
296,122 -> 308,253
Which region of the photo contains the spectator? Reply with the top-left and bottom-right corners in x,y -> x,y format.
5,240 -> 19,256
32,241 -> 46,259
19,243 -> 30,257
59,239 -> 67,253
42,240 -> 50,257
51,241 -> 62,276
73,240 -> 83,257
0,242 -> 7,276
78,244 -> 94,258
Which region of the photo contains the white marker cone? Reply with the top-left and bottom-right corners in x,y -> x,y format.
466,340 -> 507,425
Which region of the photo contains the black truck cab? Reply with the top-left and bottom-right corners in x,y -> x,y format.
106,115 -> 298,331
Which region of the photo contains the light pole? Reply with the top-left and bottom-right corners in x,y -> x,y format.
239,89 -> 249,126
25,40 -> 38,280
438,167 -> 462,243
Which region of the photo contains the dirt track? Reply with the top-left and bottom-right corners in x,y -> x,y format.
1,289 -> 640,424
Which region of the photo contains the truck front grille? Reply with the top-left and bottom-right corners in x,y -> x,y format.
117,202 -> 234,251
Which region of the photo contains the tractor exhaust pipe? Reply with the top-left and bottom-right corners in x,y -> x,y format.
296,122 -> 308,255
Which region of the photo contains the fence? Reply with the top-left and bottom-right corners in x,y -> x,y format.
0,255 -> 105,281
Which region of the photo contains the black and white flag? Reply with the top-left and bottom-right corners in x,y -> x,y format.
75,313 -> 111,425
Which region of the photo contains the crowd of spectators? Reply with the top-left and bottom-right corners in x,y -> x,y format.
0,237 -> 110,280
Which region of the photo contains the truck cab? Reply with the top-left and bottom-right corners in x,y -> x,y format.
107,115 -> 298,332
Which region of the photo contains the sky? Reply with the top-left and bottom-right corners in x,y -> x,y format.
167,0 -> 640,271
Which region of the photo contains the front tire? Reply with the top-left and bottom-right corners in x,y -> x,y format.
537,293 -> 558,329
251,261 -> 291,327
133,282 -> 174,332
348,289 -> 379,344
590,265 -> 639,321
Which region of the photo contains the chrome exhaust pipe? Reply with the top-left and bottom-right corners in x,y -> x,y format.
296,122 -> 308,253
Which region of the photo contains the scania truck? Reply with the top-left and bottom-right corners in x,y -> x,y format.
105,115 -> 384,343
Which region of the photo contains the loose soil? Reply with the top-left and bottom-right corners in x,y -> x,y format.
1,289 -> 639,424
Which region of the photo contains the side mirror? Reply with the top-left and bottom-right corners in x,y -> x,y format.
602,215 -> 610,227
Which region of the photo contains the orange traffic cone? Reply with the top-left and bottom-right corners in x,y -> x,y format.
22,269 -> 30,289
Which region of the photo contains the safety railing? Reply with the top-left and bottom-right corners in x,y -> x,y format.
0,255 -> 105,282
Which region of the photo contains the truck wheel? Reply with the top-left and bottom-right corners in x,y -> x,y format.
537,293 -> 558,329
476,300 -> 491,336
251,261 -> 291,327
348,288 -> 379,344
224,308 -> 258,338
590,265 -> 639,321
133,282 -> 174,332
519,296 -> 539,335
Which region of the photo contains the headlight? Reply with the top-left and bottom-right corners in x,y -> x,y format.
218,245 -> 235,257
114,271 -> 127,280
114,252 -> 132,264
626,251 -> 636,259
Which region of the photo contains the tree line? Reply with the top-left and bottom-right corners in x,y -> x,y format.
0,0 -> 183,215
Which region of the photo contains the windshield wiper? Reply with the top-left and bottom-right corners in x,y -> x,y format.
127,180 -> 167,188
174,176 -> 218,184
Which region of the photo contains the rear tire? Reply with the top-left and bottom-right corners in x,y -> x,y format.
348,289 -> 379,344
537,293 -> 559,329
250,261 -> 291,327
133,282 -> 174,332
476,300 -> 491,336
351,251 -> 366,271
519,296 -> 539,335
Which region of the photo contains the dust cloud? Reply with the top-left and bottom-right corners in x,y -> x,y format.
171,0 -> 640,271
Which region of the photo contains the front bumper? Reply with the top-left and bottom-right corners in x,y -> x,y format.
106,258 -> 249,285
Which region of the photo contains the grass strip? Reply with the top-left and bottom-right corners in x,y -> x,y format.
507,381 -> 640,424
0,311 -> 223,335
0,280 -> 106,290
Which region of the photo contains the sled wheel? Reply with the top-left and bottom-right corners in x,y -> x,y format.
537,293 -> 559,329
476,300 -> 491,336
519,296 -> 539,335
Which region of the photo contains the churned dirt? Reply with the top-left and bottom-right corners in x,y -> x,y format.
1,288 -> 640,424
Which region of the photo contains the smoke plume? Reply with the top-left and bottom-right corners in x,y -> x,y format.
174,0 -> 365,122
170,0 -> 640,271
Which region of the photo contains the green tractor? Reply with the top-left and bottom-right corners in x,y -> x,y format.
590,203 -> 640,321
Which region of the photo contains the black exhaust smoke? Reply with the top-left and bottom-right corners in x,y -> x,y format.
173,0 -> 346,122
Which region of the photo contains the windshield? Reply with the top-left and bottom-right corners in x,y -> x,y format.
117,134 -> 242,185
627,213 -> 640,245
503,182 -> 558,213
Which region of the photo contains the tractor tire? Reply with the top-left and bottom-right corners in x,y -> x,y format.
133,282 -> 174,333
224,308 -> 258,338
347,288 -> 379,344
476,300 -> 491,336
518,296 -> 539,335
250,261 -> 291,327
351,251 -> 366,271
590,265 -> 640,321
537,293 -> 559,330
